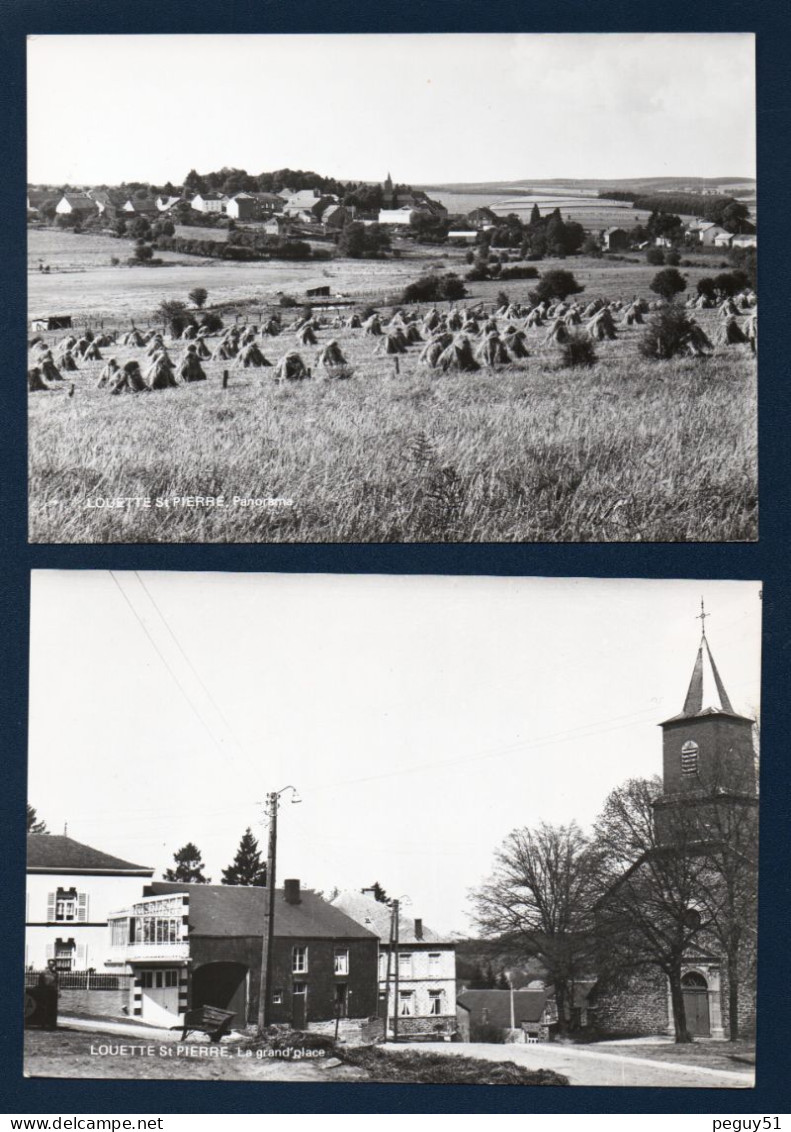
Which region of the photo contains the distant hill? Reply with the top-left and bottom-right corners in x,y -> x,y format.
417,177 -> 755,195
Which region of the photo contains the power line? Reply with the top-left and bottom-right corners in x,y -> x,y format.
301,704 -> 661,796
134,572 -> 250,759
108,571 -> 228,758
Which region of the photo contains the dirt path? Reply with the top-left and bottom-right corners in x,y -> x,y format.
387,1041 -> 754,1088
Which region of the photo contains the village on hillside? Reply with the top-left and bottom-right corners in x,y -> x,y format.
24,575 -> 759,1087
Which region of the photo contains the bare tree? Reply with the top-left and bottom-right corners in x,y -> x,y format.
593,776 -> 714,1043
470,821 -> 599,1031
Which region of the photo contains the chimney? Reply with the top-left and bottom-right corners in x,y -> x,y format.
414,918 -> 423,940
283,878 -> 301,905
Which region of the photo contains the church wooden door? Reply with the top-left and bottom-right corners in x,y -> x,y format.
682,972 -> 710,1037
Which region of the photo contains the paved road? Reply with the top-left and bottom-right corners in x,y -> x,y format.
388,1041 -> 754,1088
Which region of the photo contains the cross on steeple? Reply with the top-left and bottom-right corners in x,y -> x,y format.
696,597 -> 709,638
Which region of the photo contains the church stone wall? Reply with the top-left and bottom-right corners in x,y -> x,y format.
592,967 -> 668,1036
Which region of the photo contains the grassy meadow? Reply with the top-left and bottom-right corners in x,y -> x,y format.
28,294 -> 757,543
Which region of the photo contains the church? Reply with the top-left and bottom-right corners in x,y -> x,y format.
592,617 -> 758,1041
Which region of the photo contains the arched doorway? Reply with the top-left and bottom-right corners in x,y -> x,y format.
682,971 -> 710,1037
192,962 -> 248,1028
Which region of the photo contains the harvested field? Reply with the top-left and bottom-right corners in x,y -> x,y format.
28,296 -> 757,543
340,1046 -> 569,1085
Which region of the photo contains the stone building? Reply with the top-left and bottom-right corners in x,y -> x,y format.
593,627 -> 758,1040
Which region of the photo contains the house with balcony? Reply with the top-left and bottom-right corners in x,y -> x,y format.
26,834 -> 154,973
108,878 -> 380,1031
331,889 -> 457,1038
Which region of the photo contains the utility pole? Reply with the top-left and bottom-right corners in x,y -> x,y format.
257,791 -> 278,1032
392,899 -> 400,1043
382,902 -> 395,1043
257,786 -> 301,1033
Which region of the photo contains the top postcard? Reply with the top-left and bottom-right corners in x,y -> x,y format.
26,33 -> 757,544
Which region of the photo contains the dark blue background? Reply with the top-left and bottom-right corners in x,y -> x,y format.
2,0 -> 789,1114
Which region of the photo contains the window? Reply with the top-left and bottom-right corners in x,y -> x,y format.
398,952 -> 413,977
398,990 -> 414,1016
272,991 -> 283,1005
165,971 -> 178,988
334,949 -> 349,976
292,982 -> 306,996
54,940 -> 75,972
111,919 -> 130,947
292,946 -> 308,974
428,990 -> 443,1016
428,953 -> 441,974
55,897 -> 77,922
681,740 -> 699,776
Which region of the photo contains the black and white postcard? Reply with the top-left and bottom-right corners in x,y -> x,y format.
25,572 -> 761,1086
26,33 -> 757,544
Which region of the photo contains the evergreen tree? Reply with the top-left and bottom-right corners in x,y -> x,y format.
221,828 -> 267,886
529,203 -> 542,227
366,881 -> 391,905
164,842 -> 210,883
27,803 -> 48,834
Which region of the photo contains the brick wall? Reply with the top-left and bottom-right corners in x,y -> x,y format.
58,986 -> 132,1019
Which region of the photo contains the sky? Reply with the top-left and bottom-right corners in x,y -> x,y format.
27,34 -> 756,186
28,573 -> 761,934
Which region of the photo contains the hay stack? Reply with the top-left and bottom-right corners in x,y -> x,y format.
588,308 -> 617,340
476,332 -> 510,367
94,333 -> 115,348
419,333 -> 453,368
462,317 -> 480,336
145,355 -> 178,389
720,299 -> 740,318
622,304 -> 644,326
120,328 -> 146,348
60,350 -> 79,371
83,341 -> 102,360
73,337 -> 91,357
146,335 -> 166,357
212,338 -> 238,361
178,345 -> 207,382
109,360 -> 148,394
316,339 -> 348,369
564,310 -> 581,326
544,319 -> 570,345
345,313 -> 362,330
436,333 -> 479,373
684,321 -> 713,357
27,366 -> 50,392
525,309 -> 544,328
274,351 -> 309,382
235,342 -> 272,367
363,313 -> 383,336
717,316 -> 748,345
97,359 -> 119,388
263,318 -> 282,336
504,329 -> 529,359
39,356 -> 63,382
297,323 -> 318,345
422,309 -> 441,332
446,310 -> 463,331
181,324 -> 198,340
194,338 -> 211,359
376,331 -> 408,355
57,335 -> 77,355
405,323 -> 423,344
240,327 -> 258,346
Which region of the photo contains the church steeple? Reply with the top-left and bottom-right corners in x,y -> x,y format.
657,603 -> 756,803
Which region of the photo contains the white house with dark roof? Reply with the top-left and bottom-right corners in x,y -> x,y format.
331,889 -> 457,1038
54,193 -> 98,217
26,835 -> 153,973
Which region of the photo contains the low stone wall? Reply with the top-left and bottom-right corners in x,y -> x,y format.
58,986 -> 131,1019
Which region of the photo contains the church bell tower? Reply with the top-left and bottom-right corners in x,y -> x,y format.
654,602 -> 757,839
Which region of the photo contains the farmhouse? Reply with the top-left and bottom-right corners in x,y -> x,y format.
592,630 -> 758,1039
108,878 -> 379,1030
731,233 -> 757,248
226,192 -> 285,221
191,192 -> 228,215
455,989 -> 558,1042
55,193 -> 98,217
378,206 -> 417,226
283,189 -> 328,218
331,889 -> 457,1038
466,206 -> 497,230
321,203 -> 352,230
601,227 -> 631,252
699,223 -> 730,247
26,835 -> 153,973
121,198 -> 160,217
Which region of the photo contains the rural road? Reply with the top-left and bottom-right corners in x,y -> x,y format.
388,1040 -> 755,1088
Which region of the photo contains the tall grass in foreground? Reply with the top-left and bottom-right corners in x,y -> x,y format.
28,326 -> 757,543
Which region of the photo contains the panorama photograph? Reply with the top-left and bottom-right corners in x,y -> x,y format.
26,34 -> 757,544
25,573 -> 760,1086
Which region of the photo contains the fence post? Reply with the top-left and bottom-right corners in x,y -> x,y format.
222,370 -> 229,389
86,969 -> 91,991
394,356 -> 400,375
